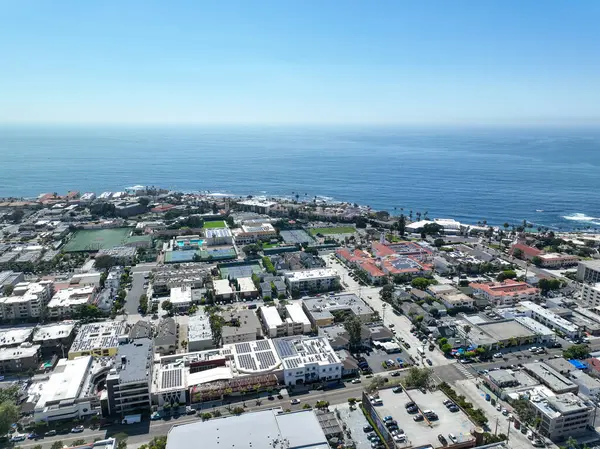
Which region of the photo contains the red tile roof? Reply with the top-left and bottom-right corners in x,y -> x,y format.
470,279 -> 539,297
371,242 -> 396,258
511,243 -> 542,258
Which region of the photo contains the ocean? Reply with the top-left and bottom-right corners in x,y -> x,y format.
1,125 -> 599,231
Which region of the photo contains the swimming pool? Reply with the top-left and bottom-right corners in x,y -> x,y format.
176,239 -> 204,247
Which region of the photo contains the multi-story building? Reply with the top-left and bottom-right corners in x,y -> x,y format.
538,253 -> 579,268
154,318 -> 179,355
33,355 -> 99,422
152,263 -> 209,296
105,338 -> 153,416
523,362 -> 578,394
0,343 -> 40,374
273,336 -> 342,386
232,223 -> 277,245
169,286 -> 193,312
213,279 -> 234,302
187,314 -> 214,352
302,293 -> 375,327
577,260 -> 600,283
519,301 -> 581,339
427,284 -> 474,309
47,285 -> 96,319
68,321 -> 127,359
529,391 -> 594,441
204,228 -> 233,246
221,310 -> 262,344
470,279 -> 540,306
0,270 -> 24,290
32,321 -> 77,357
96,246 -> 137,266
580,283 -> 600,307
0,281 -> 53,320
283,268 -> 339,294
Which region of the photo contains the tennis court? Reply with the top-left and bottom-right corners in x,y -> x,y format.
219,262 -> 262,279
280,229 -> 314,245
63,228 -> 132,252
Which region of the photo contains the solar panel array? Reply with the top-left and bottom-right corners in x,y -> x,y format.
235,342 -> 252,354
256,350 -> 277,369
255,340 -> 271,351
238,353 -> 257,371
285,357 -> 301,369
274,339 -> 298,358
161,368 -> 183,390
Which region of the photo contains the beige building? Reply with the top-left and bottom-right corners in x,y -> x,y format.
0,281 -> 53,320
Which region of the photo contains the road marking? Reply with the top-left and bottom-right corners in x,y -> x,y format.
454,363 -> 475,380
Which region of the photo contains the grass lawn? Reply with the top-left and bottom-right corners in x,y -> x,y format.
203,220 -> 227,229
309,226 -> 355,235
262,242 -> 278,249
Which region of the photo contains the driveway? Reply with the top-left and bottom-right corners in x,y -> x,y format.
125,272 -> 147,319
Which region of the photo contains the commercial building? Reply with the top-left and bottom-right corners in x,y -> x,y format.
32,321 -> 77,357
577,260 -> 600,283
151,263 -> 209,296
47,285 -> 96,318
0,270 -> 24,289
0,343 -> 40,373
233,223 -> 277,245
458,317 -> 544,351
204,228 -> 233,246
0,281 -> 53,320
221,309 -> 262,344
302,294 -> 374,327
428,284 -> 474,309
165,409 -> 329,449
470,279 -> 540,306
169,286 -> 193,311
538,253 -> 578,268
68,321 -> 127,359
32,356 -> 99,422
105,338 -> 153,416
96,246 -> 137,266
523,362 -> 578,394
187,314 -> 214,352
283,269 -> 339,293
519,301 -> 581,339
570,370 -> 600,398
530,391 -> 594,441
286,303 -> 312,333
274,336 -> 342,386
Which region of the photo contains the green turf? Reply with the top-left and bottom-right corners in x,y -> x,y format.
309,226 -> 355,235
203,220 -> 227,229
63,228 -> 132,252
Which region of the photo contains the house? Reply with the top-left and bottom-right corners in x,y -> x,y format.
154,318 -> 179,355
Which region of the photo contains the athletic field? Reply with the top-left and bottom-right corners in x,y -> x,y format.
63,228 -> 132,252
203,220 -> 227,229
309,226 -> 355,236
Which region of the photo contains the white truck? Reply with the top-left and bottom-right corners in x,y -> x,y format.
121,414 -> 142,425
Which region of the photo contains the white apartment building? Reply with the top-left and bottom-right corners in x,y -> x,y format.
204,228 -> 233,246
519,301 -> 581,339
530,392 -> 594,441
581,283 -> 600,307
233,224 -> 278,245
0,281 -> 53,320
577,260 -> 600,283
169,286 -> 193,311
260,305 -> 310,338
47,285 -> 96,319
187,313 -> 214,352
273,336 -> 342,386
283,269 -> 339,293
213,279 -> 234,301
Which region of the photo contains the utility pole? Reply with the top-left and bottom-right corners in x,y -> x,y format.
494,417 -> 499,436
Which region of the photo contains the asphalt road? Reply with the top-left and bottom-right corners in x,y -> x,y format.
17,383 -> 368,449
124,272 -> 147,319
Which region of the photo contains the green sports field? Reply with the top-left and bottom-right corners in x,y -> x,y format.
309,226 -> 355,235
63,228 -> 132,252
203,220 -> 227,229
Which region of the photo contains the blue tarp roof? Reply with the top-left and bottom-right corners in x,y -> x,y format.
568,359 -> 587,370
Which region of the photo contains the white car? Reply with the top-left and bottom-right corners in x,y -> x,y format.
493,353 -> 503,358
496,404 -> 502,411
351,379 -> 361,384
502,408 -> 509,416
394,434 -> 407,442
529,347 -> 538,352
290,399 -> 301,405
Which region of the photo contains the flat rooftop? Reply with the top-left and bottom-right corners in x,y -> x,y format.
0,326 -> 35,347
302,293 -> 373,321
477,319 -> 535,341
166,409 -> 328,449
524,362 -> 578,393
69,321 -> 126,355
187,314 -> 213,343
273,336 -> 340,369
284,268 -> 338,281
108,339 -> 153,384
32,321 -> 77,342
0,343 -> 40,361
35,356 -> 93,410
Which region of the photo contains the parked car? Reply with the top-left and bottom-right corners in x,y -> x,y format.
413,414 -> 424,422
363,425 -> 373,433
45,430 -> 57,437
71,425 -> 85,433
351,379 -> 361,384
392,386 -> 402,393
290,399 -> 301,405
438,434 -> 448,445
391,371 -> 401,377
448,433 -> 458,444
426,358 -> 433,366
10,434 -> 26,442
405,401 -> 415,409
383,415 -> 394,422
27,433 -> 40,440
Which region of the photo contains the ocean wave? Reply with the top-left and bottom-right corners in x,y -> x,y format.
563,213 -> 599,222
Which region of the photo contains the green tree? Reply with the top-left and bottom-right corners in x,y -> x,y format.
209,313 -> 224,346
496,270 -> 517,281
441,343 -> 453,354
411,277 -> 434,290
531,256 -> 543,267
0,401 -> 19,436
380,284 -> 395,303
512,247 -> 524,259
114,432 -> 128,449
538,278 -> 562,293
343,315 -> 363,350
138,197 -> 150,207
563,344 -> 590,360
367,375 -> 386,393
433,238 -> 445,248
73,439 -> 86,446
404,367 -> 433,389
397,214 -> 406,237
51,442 -> 65,449
161,300 -> 173,312
355,217 -> 367,229
2,284 -> 14,296
422,222 -> 443,235
95,255 -> 116,269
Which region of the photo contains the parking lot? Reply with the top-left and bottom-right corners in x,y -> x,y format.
357,347 -> 413,374
375,388 -> 475,448
337,402 -> 374,449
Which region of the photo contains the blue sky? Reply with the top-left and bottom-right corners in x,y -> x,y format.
1,1 -> 599,125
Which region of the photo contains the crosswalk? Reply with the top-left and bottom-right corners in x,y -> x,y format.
454,362 -> 476,380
